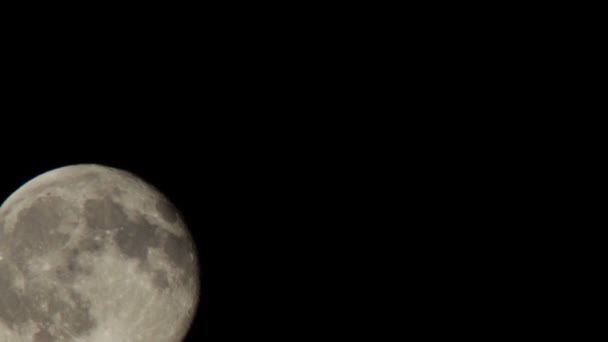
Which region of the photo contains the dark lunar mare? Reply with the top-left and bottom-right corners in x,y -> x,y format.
152,270 -> 170,289
0,196 -> 97,339
155,198 -> 198,284
0,263 -> 27,328
156,198 -> 178,223
84,197 -> 161,262
84,196 -> 196,287
11,196 -> 72,266
33,328 -> 54,342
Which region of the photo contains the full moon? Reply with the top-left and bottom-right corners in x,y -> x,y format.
0,164 -> 199,342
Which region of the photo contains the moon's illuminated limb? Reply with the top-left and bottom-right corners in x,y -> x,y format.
0,164 -> 199,342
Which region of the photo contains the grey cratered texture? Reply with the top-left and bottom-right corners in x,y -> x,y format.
0,164 -> 199,342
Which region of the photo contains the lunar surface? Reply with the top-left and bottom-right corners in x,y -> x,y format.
0,165 -> 199,342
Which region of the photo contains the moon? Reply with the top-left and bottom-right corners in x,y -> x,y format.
0,164 -> 199,342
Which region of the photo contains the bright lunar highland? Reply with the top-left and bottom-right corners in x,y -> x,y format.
0,164 -> 199,342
